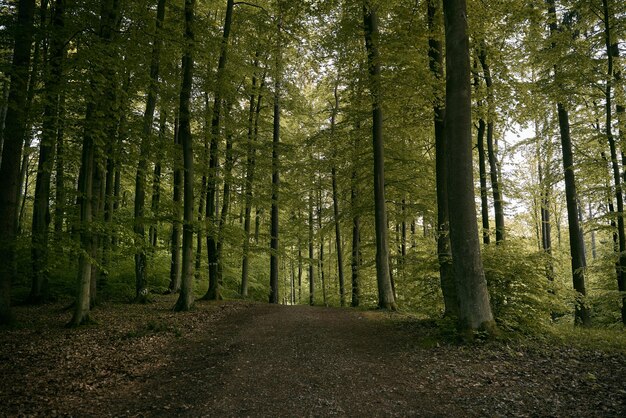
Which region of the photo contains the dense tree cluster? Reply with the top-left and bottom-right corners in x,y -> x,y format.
0,0 -> 624,331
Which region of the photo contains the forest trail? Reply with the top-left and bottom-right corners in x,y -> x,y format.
1,299 -> 625,417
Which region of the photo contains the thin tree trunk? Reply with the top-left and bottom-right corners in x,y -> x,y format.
428,0 -> 457,316
297,243 -> 302,303
477,118 -> 490,244
134,0 -> 166,303
149,110 -> 167,247
69,0 -> 121,326
0,78 -> 9,161
54,88 -> 66,238
29,0 -> 65,303
350,132 -> 361,308
195,94 -> 210,275
601,0 -> 626,325
309,189 -> 315,306
443,0 -> 495,332
363,0 -> 396,310
478,44 -> 505,243
317,185 -> 326,306
241,67 -> 264,298
169,113 -> 182,293
204,0 -> 234,301
217,104 -> 234,299
547,0 -> 590,326
269,28 -> 282,303
330,82 -> 345,307
174,0 -> 196,312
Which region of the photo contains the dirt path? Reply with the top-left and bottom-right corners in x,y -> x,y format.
1,300 -> 625,417
103,303 -> 625,417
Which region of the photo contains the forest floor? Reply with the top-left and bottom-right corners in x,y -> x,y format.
1,295 -> 625,417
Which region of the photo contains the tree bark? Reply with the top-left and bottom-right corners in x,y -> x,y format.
443,0 -> 495,332
217,104 -> 234,298
269,63 -> 281,304
241,65 -> 264,298
477,118 -> 490,244
428,0 -> 457,317
350,130 -> 361,308
363,0 -> 396,310
53,88 -> 66,238
309,189 -> 315,305
169,113 -> 182,293
149,110 -> 167,247
477,44 -> 505,243
174,0 -> 196,312
547,0 -> 590,326
601,0 -> 626,325
330,82 -> 345,307
70,0 -> 121,326
0,0 -> 36,324
134,0 -> 166,303
204,0 -> 234,301
29,0 -> 65,304
269,11 -> 283,304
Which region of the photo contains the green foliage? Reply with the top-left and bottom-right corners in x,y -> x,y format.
482,241 -> 571,332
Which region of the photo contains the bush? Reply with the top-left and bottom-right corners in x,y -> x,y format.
482,241 -> 570,332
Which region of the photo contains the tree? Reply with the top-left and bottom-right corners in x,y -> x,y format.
29,0 -> 66,304
70,0 -> 122,327
427,0 -> 457,317
174,0 -> 196,312
133,0 -> 166,303
241,59 -> 264,298
600,0 -> 626,325
363,0 -> 395,310
329,81 -> 346,307
547,0 -> 590,326
0,0 -> 36,324
443,0 -> 495,332
477,42 -> 505,243
203,0 -> 235,301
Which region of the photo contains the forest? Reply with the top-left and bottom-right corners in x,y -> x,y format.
2,0 -> 626,330
2,0 -> 626,415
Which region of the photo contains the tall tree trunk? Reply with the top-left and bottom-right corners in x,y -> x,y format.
53,88 -> 66,238
69,0 -> 121,326
16,1 -> 45,235
537,122 -> 555,282
241,65 -> 264,298
428,0 -> 457,316
308,189 -> 315,305
169,113 -> 182,293
477,44 -> 505,243
330,82 -> 345,307
0,79 -> 9,159
297,242 -> 302,302
477,118 -> 490,244
29,0 -> 65,304
0,0 -> 36,322
149,110 -> 167,247
350,132 -> 361,308
195,94 -> 210,275
204,0 -> 234,301
317,184 -> 326,306
547,0 -> 590,326
269,17 -> 282,303
134,0 -> 166,303
217,104 -> 234,298
174,0 -> 196,312
443,0 -> 495,332
601,0 -> 626,325
363,1 -> 396,310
